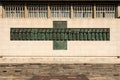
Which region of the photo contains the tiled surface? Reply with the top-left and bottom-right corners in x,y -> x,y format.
0,64 -> 120,80
31,75 -> 89,80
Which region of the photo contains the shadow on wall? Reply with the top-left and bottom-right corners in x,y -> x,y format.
31,74 -> 89,80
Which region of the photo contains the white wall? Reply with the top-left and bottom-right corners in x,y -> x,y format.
0,18 -> 120,57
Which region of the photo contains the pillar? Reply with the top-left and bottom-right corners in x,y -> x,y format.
0,2 -> 2,18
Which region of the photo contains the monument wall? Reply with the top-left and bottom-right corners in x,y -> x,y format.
0,18 -> 120,56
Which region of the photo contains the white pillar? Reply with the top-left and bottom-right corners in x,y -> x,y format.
118,4 -> 120,18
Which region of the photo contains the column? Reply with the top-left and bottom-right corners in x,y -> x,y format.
48,4 -> 51,18
24,3 -> 28,18
70,4 -> 73,18
117,3 -> 120,18
0,2 -> 3,18
93,4 -> 96,18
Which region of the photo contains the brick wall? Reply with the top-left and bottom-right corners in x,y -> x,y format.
0,64 -> 120,80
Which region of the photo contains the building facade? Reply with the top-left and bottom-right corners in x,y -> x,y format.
0,0 -> 120,57
0,0 -> 120,80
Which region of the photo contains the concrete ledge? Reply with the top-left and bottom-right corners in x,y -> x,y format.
0,57 -> 120,63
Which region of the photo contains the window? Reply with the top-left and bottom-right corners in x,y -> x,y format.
73,4 -> 93,18
27,4 -> 48,18
96,4 -> 115,18
4,4 -> 24,18
2,2 -> 117,19
50,4 -> 70,18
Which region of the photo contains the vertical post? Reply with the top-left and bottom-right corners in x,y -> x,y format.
2,3 -> 5,18
115,4 -> 117,18
116,3 -> 120,18
24,3 -> 27,18
93,4 -> 96,18
70,4 -> 73,18
48,4 -> 50,18
0,2 -> 3,18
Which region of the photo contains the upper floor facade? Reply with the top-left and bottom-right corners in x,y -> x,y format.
0,0 -> 120,19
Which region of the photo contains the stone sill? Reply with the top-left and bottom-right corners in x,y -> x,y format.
0,57 -> 120,63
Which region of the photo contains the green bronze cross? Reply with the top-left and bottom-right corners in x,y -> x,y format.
10,21 -> 110,50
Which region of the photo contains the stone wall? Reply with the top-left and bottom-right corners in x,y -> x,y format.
0,19 -> 120,56
0,63 -> 120,80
